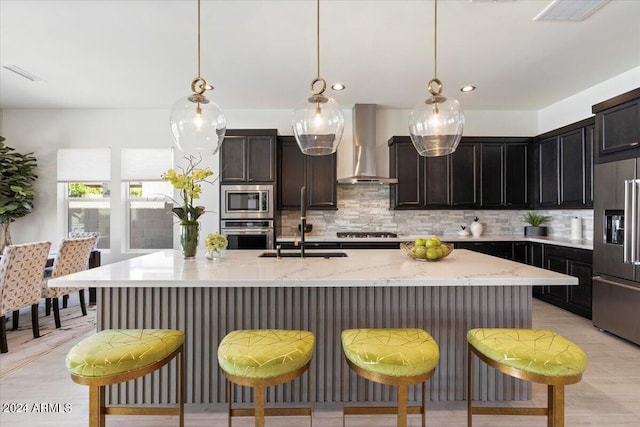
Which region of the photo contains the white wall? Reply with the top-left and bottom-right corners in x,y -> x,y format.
537,65 -> 640,133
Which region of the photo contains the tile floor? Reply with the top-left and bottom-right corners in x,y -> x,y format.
1,295 -> 639,426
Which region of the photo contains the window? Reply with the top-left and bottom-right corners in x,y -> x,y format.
122,148 -> 174,251
67,182 -> 110,249
127,181 -> 174,250
58,148 -> 111,249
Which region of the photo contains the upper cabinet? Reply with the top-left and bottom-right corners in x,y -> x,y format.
592,87 -> 640,164
534,118 -> 594,209
278,136 -> 337,210
220,129 -> 277,183
388,136 -> 530,210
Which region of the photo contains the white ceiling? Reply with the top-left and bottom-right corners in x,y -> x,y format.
1,0 -> 639,111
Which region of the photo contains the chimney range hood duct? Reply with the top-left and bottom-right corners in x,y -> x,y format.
337,104 -> 398,184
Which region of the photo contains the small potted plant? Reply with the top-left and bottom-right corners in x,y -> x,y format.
523,212 -> 552,237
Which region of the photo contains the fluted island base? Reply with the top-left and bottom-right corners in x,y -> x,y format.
98,285 -> 531,405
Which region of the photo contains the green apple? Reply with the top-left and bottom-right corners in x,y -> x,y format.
426,247 -> 440,260
414,246 -> 428,259
426,236 -> 441,248
414,238 -> 426,247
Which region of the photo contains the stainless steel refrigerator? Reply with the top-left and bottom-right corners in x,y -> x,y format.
593,157 -> 640,345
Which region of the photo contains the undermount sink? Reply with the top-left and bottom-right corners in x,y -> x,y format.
259,251 -> 348,259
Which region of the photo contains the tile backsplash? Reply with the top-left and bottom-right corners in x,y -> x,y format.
279,185 -> 593,240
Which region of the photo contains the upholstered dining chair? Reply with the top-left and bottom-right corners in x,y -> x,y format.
0,241 -> 52,353
59,231 -> 99,308
41,236 -> 97,328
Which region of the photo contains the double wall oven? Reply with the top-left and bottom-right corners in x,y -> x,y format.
220,184 -> 275,250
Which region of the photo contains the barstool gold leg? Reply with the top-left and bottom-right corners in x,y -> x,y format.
227,380 -> 232,427
467,345 -> 473,427
422,380 -> 426,427
255,386 -> 265,427
397,384 -> 408,427
88,385 -> 103,427
178,348 -> 185,427
548,384 -> 565,427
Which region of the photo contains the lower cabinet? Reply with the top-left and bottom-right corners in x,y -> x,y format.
458,241 -> 592,319
537,245 -> 593,319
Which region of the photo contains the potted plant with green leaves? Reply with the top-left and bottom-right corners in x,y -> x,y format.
0,136 -> 38,252
523,212 -> 551,237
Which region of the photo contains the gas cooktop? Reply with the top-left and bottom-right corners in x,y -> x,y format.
336,231 -> 398,238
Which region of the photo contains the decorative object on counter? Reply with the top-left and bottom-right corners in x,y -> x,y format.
170,0 -> 226,155
204,232 -> 228,260
458,225 -> 470,237
470,217 -> 483,237
162,155 -> 216,258
523,212 -> 551,237
571,217 -> 582,240
0,136 -> 38,252
408,0 -> 464,157
401,237 -> 453,261
292,0 -> 344,156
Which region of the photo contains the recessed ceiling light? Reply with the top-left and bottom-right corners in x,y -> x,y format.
460,85 -> 476,93
331,83 -> 346,91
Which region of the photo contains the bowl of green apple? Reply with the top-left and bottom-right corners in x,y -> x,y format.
400,236 -> 453,262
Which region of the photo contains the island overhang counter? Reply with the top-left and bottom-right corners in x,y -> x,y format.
50,249 -> 577,407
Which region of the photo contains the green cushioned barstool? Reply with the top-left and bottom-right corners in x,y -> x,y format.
341,328 -> 440,427
467,328 -> 587,427
217,329 -> 315,427
66,329 -> 185,427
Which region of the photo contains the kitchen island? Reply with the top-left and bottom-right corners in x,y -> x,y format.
50,249 -> 577,407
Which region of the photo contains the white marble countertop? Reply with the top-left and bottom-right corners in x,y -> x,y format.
276,234 -> 593,250
48,249 -> 577,288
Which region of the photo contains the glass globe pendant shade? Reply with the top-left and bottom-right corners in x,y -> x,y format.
170,93 -> 227,155
293,94 -> 344,156
409,93 -> 465,157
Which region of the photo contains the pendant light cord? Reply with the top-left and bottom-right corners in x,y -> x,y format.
433,0 -> 438,80
316,0 -> 320,79
197,0 -> 201,79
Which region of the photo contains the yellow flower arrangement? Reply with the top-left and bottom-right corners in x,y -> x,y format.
162,155 -> 215,224
205,233 -> 228,252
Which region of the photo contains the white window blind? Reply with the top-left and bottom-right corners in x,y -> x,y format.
57,148 -> 111,182
121,148 -> 173,181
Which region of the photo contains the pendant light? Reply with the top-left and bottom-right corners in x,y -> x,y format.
292,0 -> 344,156
408,0 -> 464,157
170,0 -> 226,155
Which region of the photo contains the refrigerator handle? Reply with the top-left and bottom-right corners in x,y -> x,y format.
626,179 -> 640,265
624,180 -> 631,263
634,179 -> 640,265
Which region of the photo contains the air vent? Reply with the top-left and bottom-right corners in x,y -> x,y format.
533,0 -> 610,22
2,64 -> 45,81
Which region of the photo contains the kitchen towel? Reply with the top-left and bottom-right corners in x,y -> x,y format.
571,217 -> 582,240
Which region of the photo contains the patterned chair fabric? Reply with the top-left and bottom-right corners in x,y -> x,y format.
0,241 -> 51,316
68,231 -> 100,250
42,236 -> 97,298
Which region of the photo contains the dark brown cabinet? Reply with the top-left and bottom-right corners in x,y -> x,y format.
535,118 -> 594,208
538,245 -> 593,319
479,140 -> 529,208
389,137 -> 528,210
450,143 -> 479,207
278,136 -> 337,210
220,129 -> 277,183
593,87 -> 640,163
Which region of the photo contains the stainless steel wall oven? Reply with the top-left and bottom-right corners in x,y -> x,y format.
221,220 -> 274,250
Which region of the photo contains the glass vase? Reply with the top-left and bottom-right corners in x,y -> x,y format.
180,222 -> 199,259
205,249 -> 222,260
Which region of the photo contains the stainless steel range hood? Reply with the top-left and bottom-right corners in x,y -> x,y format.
337,104 -> 398,184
